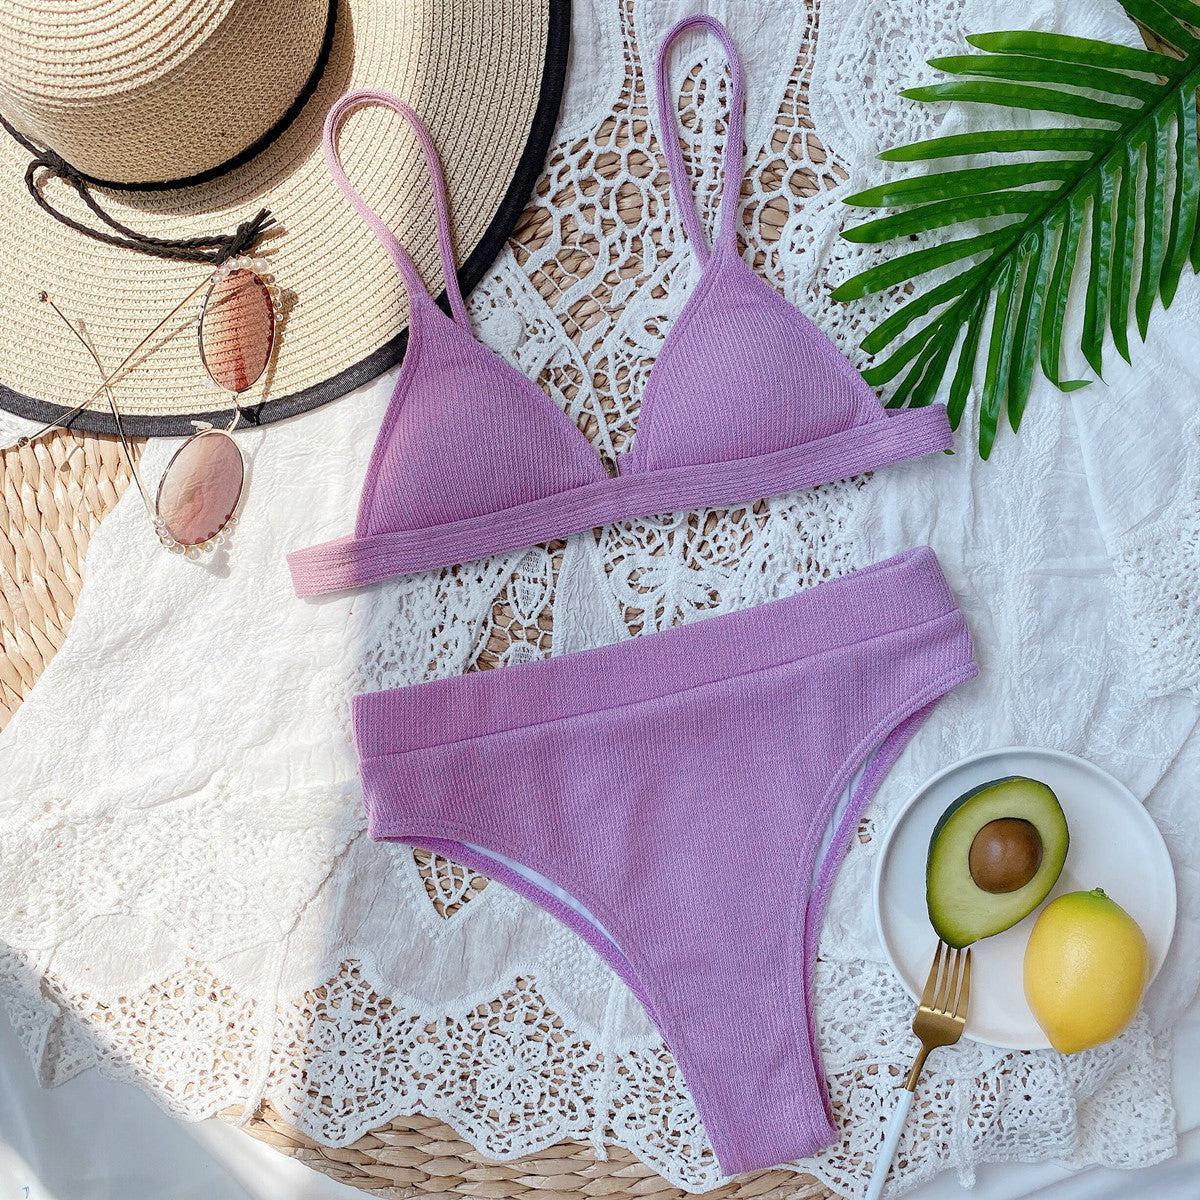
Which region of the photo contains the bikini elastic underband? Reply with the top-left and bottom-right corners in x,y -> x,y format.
352,546 -> 977,1173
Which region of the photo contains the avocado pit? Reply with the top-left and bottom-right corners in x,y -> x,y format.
968,817 -> 1043,893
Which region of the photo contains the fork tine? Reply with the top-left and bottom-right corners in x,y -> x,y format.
920,941 -> 945,1009
937,947 -> 961,1013
954,947 -> 972,1020
945,947 -> 966,1015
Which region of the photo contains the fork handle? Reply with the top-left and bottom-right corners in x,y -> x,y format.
864,1087 -> 914,1200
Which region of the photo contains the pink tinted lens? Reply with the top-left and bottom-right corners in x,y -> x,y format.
156,431 -> 244,547
199,268 -> 275,393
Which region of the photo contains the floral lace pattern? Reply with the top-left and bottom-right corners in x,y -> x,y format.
1,1 -> 1197,1197
0,949 -> 1177,1195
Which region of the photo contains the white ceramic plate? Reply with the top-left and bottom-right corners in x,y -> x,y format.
873,747 -> 1177,1049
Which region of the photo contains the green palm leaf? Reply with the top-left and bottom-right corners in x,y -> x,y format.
834,1 -> 1200,457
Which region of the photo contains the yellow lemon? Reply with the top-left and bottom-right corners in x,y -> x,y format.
1023,888 -> 1148,1054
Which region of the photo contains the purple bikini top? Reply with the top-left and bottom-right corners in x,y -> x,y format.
289,16 -> 951,597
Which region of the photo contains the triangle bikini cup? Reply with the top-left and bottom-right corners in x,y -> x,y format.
288,15 -> 952,597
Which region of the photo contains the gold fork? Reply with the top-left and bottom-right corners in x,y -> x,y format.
865,942 -> 972,1200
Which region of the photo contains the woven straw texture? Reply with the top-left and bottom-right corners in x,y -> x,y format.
0,429 -> 134,727
0,0 -> 554,426
239,1105 -> 834,1199
0,0 -> 329,185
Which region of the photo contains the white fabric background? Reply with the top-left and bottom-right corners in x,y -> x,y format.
1,0 -> 1199,1195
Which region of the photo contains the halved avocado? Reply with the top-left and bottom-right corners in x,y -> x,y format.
927,776 -> 1069,948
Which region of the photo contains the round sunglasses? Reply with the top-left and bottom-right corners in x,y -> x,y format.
24,258 -> 279,557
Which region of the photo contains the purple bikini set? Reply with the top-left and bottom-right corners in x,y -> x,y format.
290,16 -> 977,1176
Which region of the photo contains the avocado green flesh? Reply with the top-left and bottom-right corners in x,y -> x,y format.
926,776 -> 1069,948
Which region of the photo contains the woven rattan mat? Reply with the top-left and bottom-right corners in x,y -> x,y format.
0,429 -> 135,728
244,1105 -> 834,1199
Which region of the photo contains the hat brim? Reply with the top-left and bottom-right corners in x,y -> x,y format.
0,0 -> 570,437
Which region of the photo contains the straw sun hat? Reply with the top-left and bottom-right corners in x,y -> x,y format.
0,0 -> 570,436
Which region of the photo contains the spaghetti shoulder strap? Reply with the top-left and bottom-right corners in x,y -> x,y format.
653,15 -> 746,263
323,90 -> 470,326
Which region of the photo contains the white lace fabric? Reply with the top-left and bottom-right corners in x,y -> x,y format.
1,0 -> 1198,1196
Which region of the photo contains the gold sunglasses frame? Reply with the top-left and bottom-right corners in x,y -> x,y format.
30,258 -> 279,555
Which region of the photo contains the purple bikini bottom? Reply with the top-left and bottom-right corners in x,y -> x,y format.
355,547 -> 976,1174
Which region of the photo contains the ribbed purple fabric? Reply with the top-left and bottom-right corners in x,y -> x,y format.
355,547 -> 978,1174
287,19 -> 953,598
